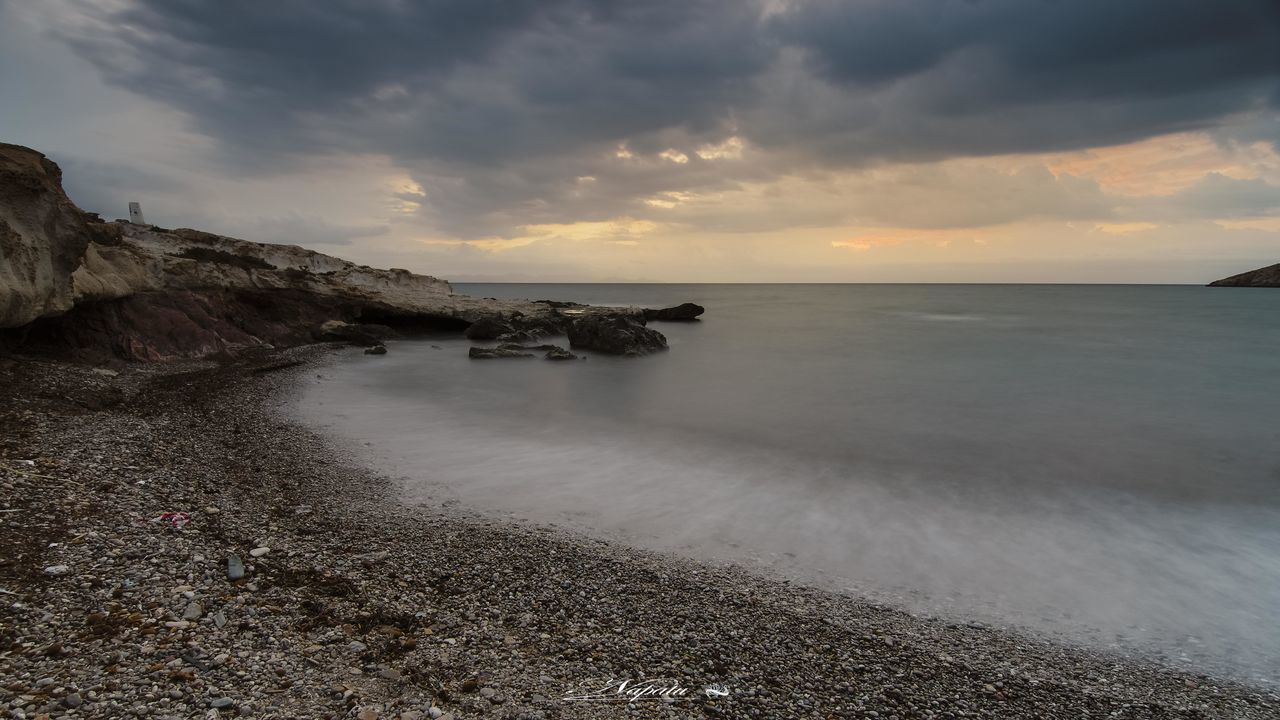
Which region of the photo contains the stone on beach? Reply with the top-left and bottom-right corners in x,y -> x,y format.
226,554 -> 245,580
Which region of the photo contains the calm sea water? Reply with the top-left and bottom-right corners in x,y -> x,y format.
295,284 -> 1280,684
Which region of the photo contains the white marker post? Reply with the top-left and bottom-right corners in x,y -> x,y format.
128,202 -> 146,225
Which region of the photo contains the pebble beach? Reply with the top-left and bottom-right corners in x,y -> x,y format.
2,347 -> 1277,720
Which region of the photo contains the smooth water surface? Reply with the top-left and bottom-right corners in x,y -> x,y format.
295,284 -> 1280,683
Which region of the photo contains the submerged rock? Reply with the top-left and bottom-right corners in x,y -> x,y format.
544,346 -> 578,360
642,302 -> 705,321
469,346 -> 535,359
364,344 -> 388,355
567,315 -> 667,356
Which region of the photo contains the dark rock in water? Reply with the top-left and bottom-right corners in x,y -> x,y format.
364,344 -> 387,355
568,315 -> 667,356
469,346 -> 535,359
464,316 -> 514,340
642,302 -> 705,321
468,313 -> 566,343
496,330 -> 540,344
1209,262 -> 1280,287
544,346 -> 577,360
496,342 -> 559,352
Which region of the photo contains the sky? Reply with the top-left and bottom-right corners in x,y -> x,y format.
1,0 -> 1278,283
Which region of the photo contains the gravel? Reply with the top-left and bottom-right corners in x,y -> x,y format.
1,347 -> 1276,719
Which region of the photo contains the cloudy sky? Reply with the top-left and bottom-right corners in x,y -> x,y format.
2,0 -> 1278,282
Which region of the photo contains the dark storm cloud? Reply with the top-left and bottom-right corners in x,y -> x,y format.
49,0 -> 1280,236
763,0 -> 1280,159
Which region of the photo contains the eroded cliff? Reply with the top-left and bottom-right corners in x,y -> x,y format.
0,143 -> 647,361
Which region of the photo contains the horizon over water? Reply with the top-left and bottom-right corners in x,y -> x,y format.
294,283 -> 1280,685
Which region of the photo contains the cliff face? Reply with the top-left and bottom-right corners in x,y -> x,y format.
1208,263 -> 1280,288
0,143 -> 620,361
0,143 -> 101,327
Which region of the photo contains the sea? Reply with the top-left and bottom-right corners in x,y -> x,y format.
293,284 -> 1280,685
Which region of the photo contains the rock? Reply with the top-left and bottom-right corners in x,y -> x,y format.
401,712 -> 425,720
182,602 -> 203,620
567,315 -> 668,356
480,687 -> 496,699
249,546 -> 270,558
544,346 -> 577,360
468,346 -> 534,359
210,697 -> 234,710
464,316 -> 514,340
43,564 -> 69,576
1209,262 -> 1280,287
212,611 -> 227,628
348,641 -> 368,653
428,708 -> 444,719
356,550 -> 390,565
467,314 -> 565,342
356,708 -> 379,720
226,554 -> 245,581
63,692 -> 83,708
364,344 -> 388,355
317,320 -> 394,347
642,302 -> 705,321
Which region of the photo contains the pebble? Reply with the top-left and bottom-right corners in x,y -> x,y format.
43,564 -> 69,576
210,697 -> 234,709
249,546 -> 270,558
226,554 -> 245,581
182,602 -> 203,620
64,692 -> 83,708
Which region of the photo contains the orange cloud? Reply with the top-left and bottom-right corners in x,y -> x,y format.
1040,132 -> 1279,197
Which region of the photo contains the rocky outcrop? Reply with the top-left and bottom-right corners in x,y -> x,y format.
0,142 -> 693,362
642,302 -> 705,321
463,313 -> 566,343
567,315 -> 667,356
317,320 -> 395,347
1209,263 -> 1280,287
0,142 -> 703,361
0,143 -> 114,327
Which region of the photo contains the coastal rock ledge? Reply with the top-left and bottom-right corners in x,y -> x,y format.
1208,262 -> 1280,287
0,142 -> 691,362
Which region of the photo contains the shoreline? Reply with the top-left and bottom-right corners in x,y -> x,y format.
1,347 -> 1276,719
